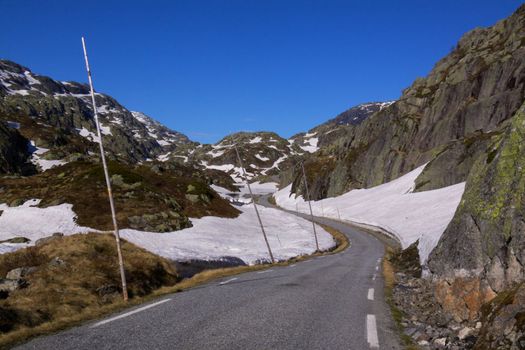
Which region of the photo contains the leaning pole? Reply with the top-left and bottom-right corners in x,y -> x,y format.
81,37 -> 129,301
301,162 -> 320,252
234,145 -> 275,263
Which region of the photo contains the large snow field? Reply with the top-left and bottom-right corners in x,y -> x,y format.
0,198 -> 334,265
120,204 -> 334,265
274,164 -> 465,265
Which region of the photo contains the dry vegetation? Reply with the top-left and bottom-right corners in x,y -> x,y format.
0,233 -> 178,348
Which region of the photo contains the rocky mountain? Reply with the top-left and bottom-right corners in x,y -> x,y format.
323,101 -> 394,127
0,60 -> 193,173
148,102 -> 389,188
0,60 -> 240,232
280,3 -> 525,345
285,3 -> 525,202
290,102 -> 393,151
165,131 -> 305,186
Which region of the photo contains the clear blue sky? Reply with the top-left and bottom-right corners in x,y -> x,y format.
1,1 -> 523,143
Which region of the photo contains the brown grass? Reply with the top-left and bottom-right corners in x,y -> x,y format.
0,233 -> 178,348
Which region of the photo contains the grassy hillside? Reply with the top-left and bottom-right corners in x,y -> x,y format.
0,233 -> 178,345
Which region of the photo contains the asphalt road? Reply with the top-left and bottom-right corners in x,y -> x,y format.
17,199 -> 401,350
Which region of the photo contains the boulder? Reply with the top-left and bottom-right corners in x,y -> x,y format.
35,232 -> 64,246
5,267 -> 36,280
49,256 -> 66,267
458,327 -> 475,340
0,279 -> 25,292
0,236 -> 30,244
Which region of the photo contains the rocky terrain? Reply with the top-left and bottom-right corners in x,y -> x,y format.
0,60 -> 241,233
170,131 -> 305,184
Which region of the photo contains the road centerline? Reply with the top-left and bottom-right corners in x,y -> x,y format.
367,288 -> 374,301
367,314 -> 380,349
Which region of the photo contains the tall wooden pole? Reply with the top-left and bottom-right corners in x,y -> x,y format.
301,162 -> 320,252
82,37 -> 128,301
234,145 -> 275,263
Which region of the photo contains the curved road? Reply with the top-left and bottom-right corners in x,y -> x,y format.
17,200 -> 401,350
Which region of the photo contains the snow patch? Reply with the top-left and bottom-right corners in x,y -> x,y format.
207,149 -> 226,158
157,140 -> 172,146
0,200 -> 91,243
157,152 -> 171,162
0,199 -> 334,265
274,164 -> 465,265
29,141 -> 67,171
248,136 -> 262,144
77,127 -> 100,143
300,137 -> 319,153
255,154 -> 270,161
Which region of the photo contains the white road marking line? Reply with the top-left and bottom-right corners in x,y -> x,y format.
375,265 -> 379,271
219,277 -> 238,285
367,288 -> 374,301
257,269 -> 273,274
289,264 -> 296,267
91,299 -> 171,328
367,314 -> 380,349
372,274 -> 376,281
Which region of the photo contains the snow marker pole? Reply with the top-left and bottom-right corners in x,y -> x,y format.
234,145 -> 275,263
337,208 -> 341,220
82,37 -> 129,301
301,162 -> 320,252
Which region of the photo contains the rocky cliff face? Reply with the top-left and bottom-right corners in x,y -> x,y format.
287,3 -> 525,200
0,119 -> 34,175
427,100 -> 525,322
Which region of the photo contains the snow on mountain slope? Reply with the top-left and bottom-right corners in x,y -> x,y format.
0,59 -> 193,167
0,199 -> 334,264
289,102 -> 394,153
169,131 -> 305,183
274,164 -> 465,266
